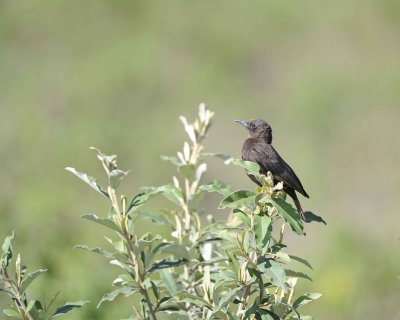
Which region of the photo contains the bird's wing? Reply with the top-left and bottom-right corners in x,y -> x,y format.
243,143 -> 309,198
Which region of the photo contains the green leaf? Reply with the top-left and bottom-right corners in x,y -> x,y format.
133,234 -> 161,255
199,180 -> 233,197
112,274 -> 133,286
160,269 -> 177,294
242,230 -> 250,253
230,159 -> 260,177
1,231 -> 15,267
259,310 -> 280,320
109,169 -> 129,189
243,300 -> 259,320
3,309 -> 22,319
280,302 -> 301,320
232,209 -> 250,226
270,198 -> 304,235
174,292 -> 210,308
225,250 -> 239,276
134,212 -> 175,229
97,287 -> 138,308
81,214 -> 121,233
178,163 -> 195,177
210,154 -> 261,177
216,288 -> 240,311
304,211 -> 327,225
65,167 -> 109,199
26,300 -> 35,312
219,190 -> 256,209
110,259 -> 134,273
161,155 -> 181,166
150,281 -> 159,300
127,185 -> 184,214
274,252 -> 291,263
270,243 -> 286,253
74,245 -> 114,258
292,293 -> 322,310
192,256 -> 227,269
288,255 -> 313,269
20,269 -> 47,291
158,185 -> 185,206
154,243 -> 189,260
51,300 -> 89,317
254,214 -> 272,254
263,261 -> 287,291
207,152 -> 232,162
46,291 -> 61,315
90,147 -> 117,172
285,269 -> 312,281
156,311 -> 189,320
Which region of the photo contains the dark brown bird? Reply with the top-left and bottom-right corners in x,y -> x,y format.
236,119 -> 309,221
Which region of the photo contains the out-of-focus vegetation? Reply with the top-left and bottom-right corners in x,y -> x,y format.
0,1 -> 399,319
0,232 -> 88,319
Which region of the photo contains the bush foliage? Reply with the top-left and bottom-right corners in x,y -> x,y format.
1,105 -> 323,319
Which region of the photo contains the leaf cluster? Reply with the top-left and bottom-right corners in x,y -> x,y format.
0,232 -> 88,319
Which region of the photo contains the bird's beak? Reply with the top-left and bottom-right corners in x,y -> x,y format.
235,119 -> 248,128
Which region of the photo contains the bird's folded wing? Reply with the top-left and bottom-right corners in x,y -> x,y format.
244,145 -> 309,198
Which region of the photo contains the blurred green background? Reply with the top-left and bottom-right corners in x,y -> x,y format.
1,1 -> 399,319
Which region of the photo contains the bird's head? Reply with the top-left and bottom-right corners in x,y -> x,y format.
235,119 -> 272,143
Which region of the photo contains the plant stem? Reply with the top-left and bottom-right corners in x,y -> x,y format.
2,269 -> 34,320
237,285 -> 250,317
120,218 -> 157,320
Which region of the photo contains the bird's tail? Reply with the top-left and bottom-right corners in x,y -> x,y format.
286,188 -> 306,221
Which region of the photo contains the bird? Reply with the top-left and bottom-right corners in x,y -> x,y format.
235,119 -> 309,221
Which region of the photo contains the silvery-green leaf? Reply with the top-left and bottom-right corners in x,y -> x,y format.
65,167 -> 109,199
288,255 -> 313,269
160,269 -> 177,294
304,211 -> 327,225
154,243 -> 189,260
134,212 -> 175,229
3,309 -> 21,318
1,231 -> 15,267
26,300 -> 35,312
216,288 -> 240,311
285,269 -> 312,281
274,252 -> 291,263
174,291 -> 210,308
263,260 -> 287,291
161,155 -> 181,166
270,198 -> 304,235
292,293 -> 322,309
20,269 -> 47,291
219,190 -> 256,209
232,209 -> 250,226
97,287 -> 138,308
81,214 -> 121,233
109,169 -> 129,189
254,214 -> 272,254
127,185 -> 184,214
200,180 -> 233,197
230,159 -> 260,177
51,300 -> 89,317
74,245 -> 114,258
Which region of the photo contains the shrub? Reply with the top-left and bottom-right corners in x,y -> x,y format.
1,104 -> 324,319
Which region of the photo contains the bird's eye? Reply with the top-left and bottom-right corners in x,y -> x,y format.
250,123 -> 256,129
